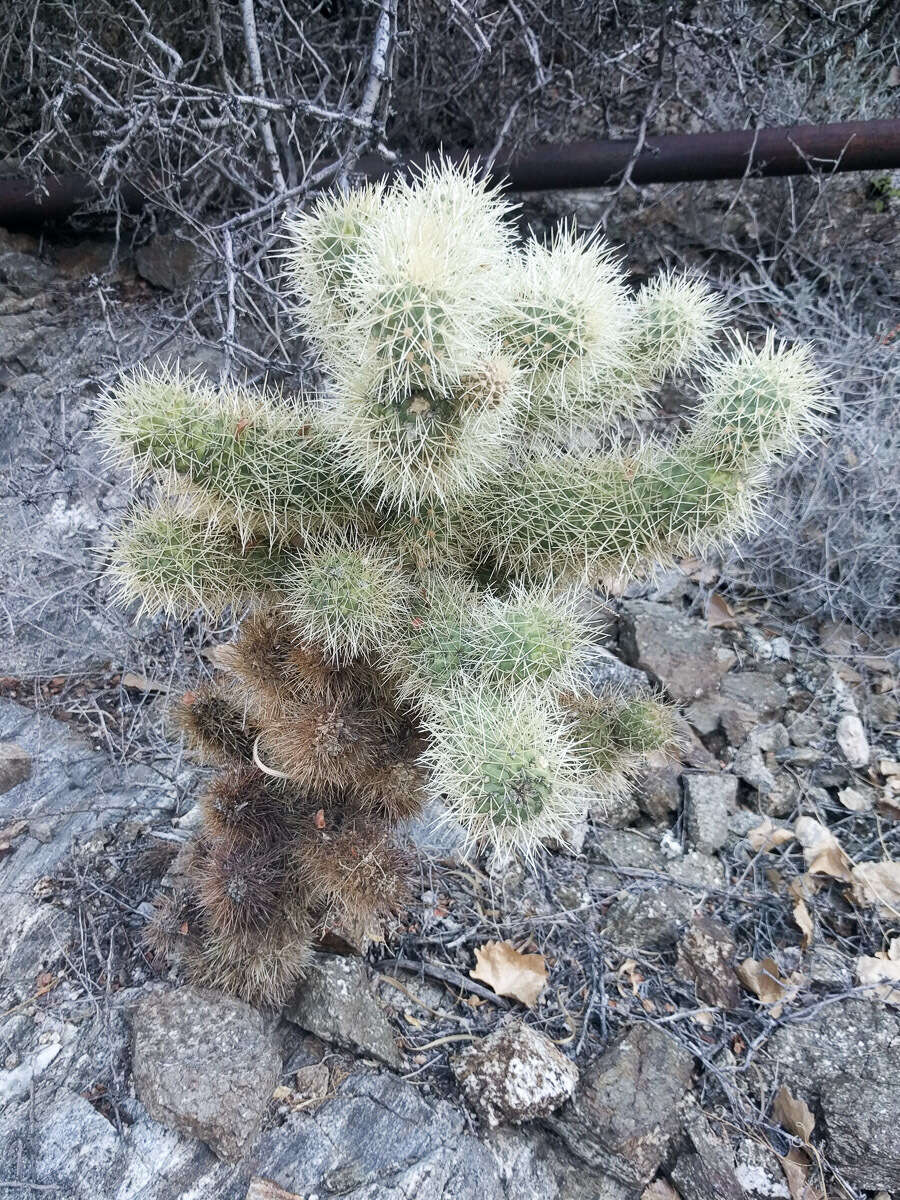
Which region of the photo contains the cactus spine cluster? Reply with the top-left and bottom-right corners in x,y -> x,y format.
100,164 -> 826,1006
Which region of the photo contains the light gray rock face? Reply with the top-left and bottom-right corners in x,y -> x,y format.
0,699 -> 169,993
619,600 -> 734,702
765,998 -> 900,1191
452,1023 -> 579,1128
603,884 -> 695,952
547,1023 -> 695,1187
683,773 -> 736,854
285,953 -> 400,1068
133,986 -> 281,1162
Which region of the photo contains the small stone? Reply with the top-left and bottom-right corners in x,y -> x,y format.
619,600 -> 734,703
805,943 -> 853,989
603,884 -> 695,952
666,851 -> 725,889
671,1106 -> 745,1200
636,761 -> 682,821
719,672 -> 788,717
676,915 -> 739,1009
733,742 -> 776,795
135,232 -> 207,291
683,773 -> 736,854
285,953 -> 400,1068
547,1024 -> 695,1187
0,742 -> 32,794
787,711 -> 819,746
733,1138 -> 790,1199
132,985 -> 281,1162
451,1022 -> 578,1128
585,646 -> 651,698
592,789 -> 641,829
835,713 -> 869,768
770,637 -> 791,660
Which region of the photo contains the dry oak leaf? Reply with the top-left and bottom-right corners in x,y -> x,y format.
706,592 -> 738,628
857,938 -> 900,1005
747,817 -> 794,853
773,1084 -> 815,1146
777,1146 -> 822,1200
736,956 -> 800,1017
793,816 -> 852,882
470,940 -> 547,1007
791,897 -> 814,949
849,860 -> 900,919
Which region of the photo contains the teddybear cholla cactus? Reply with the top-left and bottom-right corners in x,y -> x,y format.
100,165 -> 825,1006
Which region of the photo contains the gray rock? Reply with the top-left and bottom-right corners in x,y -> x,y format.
135,232 -> 208,291
592,788 -> 641,829
452,1023 -> 578,1128
786,711 -> 819,746
0,249 -> 57,297
0,700 -> 166,991
603,884 -> 695,952
733,1138 -> 790,1199
683,773 -> 736,854
765,998 -> 900,1191
835,712 -> 869,767
132,985 -> 281,1162
0,741 -> 31,794
719,672 -> 788,718
804,943 -> 854,989
671,1106 -> 745,1200
585,646 -> 651,698
676,915 -> 739,1009
619,600 -> 734,702
635,760 -> 682,821
547,1023 -> 695,1186
733,742 -> 777,796
1,1059 -> 626,1199
285,953 -> 400,1068
666,850 -> 726,890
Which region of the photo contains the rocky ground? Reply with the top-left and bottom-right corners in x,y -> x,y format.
1,227 -> 899,1200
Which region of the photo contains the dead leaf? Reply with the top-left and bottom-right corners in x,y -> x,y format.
773,1084 -> 815,1145
706,592 -> 737,628
857,951 -> 900,1005
747,817 -> 794,853
849,860 -> 900,918
313,809 -> 326,830
616,958 -> 645,998
737,956 -> 799,1017
120,671 -> 167,693
777,1146 -> 821,1200
792,898 -> 814,949
838,786 -> 871,812
470,940 -> 547,1007
879,759 -> 900,777
793,816 -> 852,882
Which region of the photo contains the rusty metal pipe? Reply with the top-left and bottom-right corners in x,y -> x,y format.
357,119 -> 900,190
1,119 -> 898,227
